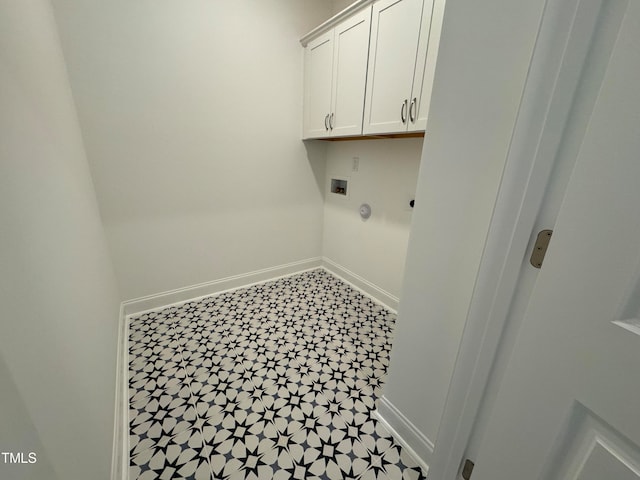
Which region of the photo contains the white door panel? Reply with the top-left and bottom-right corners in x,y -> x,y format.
473,1 -> 640,479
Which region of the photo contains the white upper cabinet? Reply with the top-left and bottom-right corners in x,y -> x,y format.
303,8 -> 372,139
302,0 -> 442,138
303,31 -> 334,139
363,0 -> 436,135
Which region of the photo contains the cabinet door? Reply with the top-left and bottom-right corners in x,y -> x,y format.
329,7 -> 372,137
303,30 -> 334,139
363,0 -> 424,135
408,0 -> 442,132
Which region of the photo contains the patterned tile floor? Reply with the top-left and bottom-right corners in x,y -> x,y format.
128,269 -> 426,480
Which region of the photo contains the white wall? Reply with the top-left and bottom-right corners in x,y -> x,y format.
51,0 -> 333,300
0,1 -> 121,479
381,0 -> 546,460
333,0 -> 356,14
322,139 -> 422,303
0,356 -> 56,480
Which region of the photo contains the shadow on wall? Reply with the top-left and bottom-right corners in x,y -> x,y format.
304,140 -> 329,201
0,352 -> 56,480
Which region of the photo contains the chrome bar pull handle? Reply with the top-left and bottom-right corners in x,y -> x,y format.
409,98 -> 417,123
324,114 -> 329,131
329,113 -> 334,130
401,99 -> 408,123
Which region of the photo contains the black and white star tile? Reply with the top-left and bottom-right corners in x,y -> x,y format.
128,268 -> 426,480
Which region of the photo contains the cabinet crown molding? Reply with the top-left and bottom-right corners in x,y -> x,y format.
300,0 -> 375,46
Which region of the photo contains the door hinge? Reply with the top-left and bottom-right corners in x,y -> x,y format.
530,229 -> 553,268
461,459 -> 475,480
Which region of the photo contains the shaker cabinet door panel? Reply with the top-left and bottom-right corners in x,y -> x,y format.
410,0 -> 442,132
330,7 -> 372,137
363,0 -> 424,135
303,31 -> 334,139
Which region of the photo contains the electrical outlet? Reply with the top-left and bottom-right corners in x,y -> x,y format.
352,157 -> 359,172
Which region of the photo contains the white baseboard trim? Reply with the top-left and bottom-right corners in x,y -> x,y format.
375,395 -> 433,474
321,257 -> 399,312
111,303 -> 129,480
122,257 -> 323,316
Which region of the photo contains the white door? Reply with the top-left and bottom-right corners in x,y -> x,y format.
471,2 -> 640,479
303,30 -> 333,139
363,0 -> 424,135
329,7 -> 371,137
